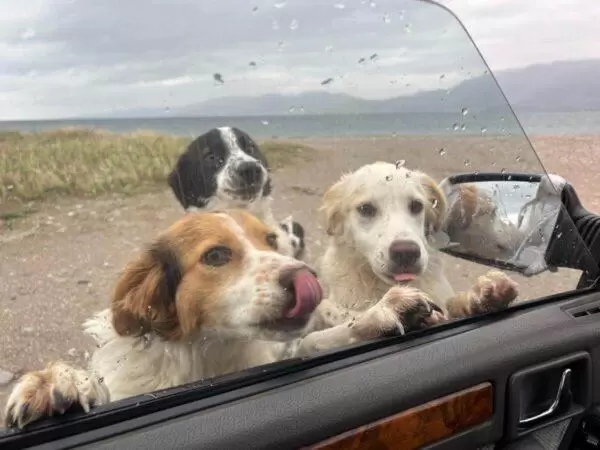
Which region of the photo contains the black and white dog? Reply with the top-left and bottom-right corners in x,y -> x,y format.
168,126 -> 306,259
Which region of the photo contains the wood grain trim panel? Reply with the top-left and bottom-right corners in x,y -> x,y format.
307,382 -> 493,450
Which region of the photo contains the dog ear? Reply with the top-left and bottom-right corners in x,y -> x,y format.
111,239 -> 183,340
418,173 -> 448,234
448,184 -> 479,230
320,176 -> 348,236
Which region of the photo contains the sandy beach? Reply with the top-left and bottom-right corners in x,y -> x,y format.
0,134 -> 598,417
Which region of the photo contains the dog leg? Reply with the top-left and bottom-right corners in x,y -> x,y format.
293,286 -> 447,357
446,270 -> 519,319
4,362 -> 109,429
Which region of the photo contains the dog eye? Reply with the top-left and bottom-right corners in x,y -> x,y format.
201,246 -> 232,267
357,202 -> 378,218
266,232 -> 278,250
409,199 -> 424,215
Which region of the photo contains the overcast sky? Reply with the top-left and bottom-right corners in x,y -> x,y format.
1,0 -> 598,120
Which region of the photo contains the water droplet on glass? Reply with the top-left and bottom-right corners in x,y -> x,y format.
452,123 -> 459,131
404,23 -> 412,33
480,127 -> 487,134
515,155 -> 522,162
395,159 -> 405,169
386,175 -> 393,181
334,2 -> 346,9
289,19 -> 299,30
325,45 -> 334,52
261,120 -> 269,126
321,77 -> 334,86
272,19 -> 280,30
439,74 -> 445,80
432,199 -> 438,208
461,107 -> 469,116
383,14 -> 391,23
277,41 -> 285,50
464,159 -> 471,167
391,131 -> 398,137
438,148 -> 446,156
289,106 -> 296,113
500,168 -> 507,174
369,1 -> 376,7
252,6 -> 259,13
213,73 -> 224,84
370,53 -> 378,61
460,124 -> 466,131
399,10 -> 405,20
249,61 -> 257,68
274,1 -> 286,8
164,106 -> 171,113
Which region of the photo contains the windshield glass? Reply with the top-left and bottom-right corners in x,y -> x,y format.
1,0 -> 597,431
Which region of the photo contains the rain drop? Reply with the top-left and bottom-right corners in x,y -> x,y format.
481,127 -> 487,134
461,107 -> 469,116
399,10 -> 405,20
386,175 -> 393,181
289,19 -> 299,30
321,77 -> 334,85
383,14 -> 391,23
164,106 -> 171,113
515,155 -> 522,162
334,2 -> 346,9
404,23 -> 412,33
261,120 -> 270,126
272,19 -> 280,30
500,168 -> 507,174
213,73 -> 224,84
325,45 -> 334,52
432,199 -> 438,208
358,57 -> 366,64
252,6 -> 259,13
464,159 -> 471,167
438,148 -> 446,156
249,61 -> 257,68
288,106 -> 296,113
369,1 -> 376,7
395,159 -> 405,169
274,1 -> 286,8
277,41 -> 285,50
452,123 -> 460,131
439,74 -> 445,80
460,124 -> 466,131
369,53 -> 378,61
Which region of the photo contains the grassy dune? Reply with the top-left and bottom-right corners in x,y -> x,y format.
0,128 -> 315,205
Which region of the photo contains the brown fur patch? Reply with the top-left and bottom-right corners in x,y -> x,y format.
110,210 -> 273,340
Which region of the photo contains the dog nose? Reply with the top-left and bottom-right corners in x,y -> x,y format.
389,240 -> 421,267
237,162 -> 262,185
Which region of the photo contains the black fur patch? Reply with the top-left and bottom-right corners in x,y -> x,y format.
148,239 -> 183,300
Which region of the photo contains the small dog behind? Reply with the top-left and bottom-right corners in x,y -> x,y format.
168,126 -> 305,259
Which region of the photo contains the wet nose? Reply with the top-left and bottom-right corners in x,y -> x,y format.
237,162 -> 262,185
389,240 -> 421,267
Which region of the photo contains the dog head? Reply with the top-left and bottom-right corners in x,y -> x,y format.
443,183 -> 521,259
321,162 -> 447,285
110,210 -> 322,342
279,215 -> 306,259
168,127 -> 272,210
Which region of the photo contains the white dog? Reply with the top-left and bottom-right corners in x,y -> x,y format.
307,162 -> 519,337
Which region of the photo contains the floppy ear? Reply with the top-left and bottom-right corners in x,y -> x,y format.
448,184 -> 479,230
418,173 -> 448,234
320,176 -> 348,236
111,239 -> 183,340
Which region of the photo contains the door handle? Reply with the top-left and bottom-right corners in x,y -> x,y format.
518,367 -> 572,426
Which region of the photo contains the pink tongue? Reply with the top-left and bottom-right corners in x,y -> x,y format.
285,270 -> 323,318
394,273 -> 416,282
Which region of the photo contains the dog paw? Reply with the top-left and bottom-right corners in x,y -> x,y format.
4,362 -> 108,429
472,270 -> 519,313
351,286 -> 447,340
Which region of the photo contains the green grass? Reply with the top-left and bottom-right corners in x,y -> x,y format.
0,128 -> 315,204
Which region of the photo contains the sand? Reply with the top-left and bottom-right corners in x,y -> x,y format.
0,134 -> 598,416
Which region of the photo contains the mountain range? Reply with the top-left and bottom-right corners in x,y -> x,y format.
106,59 -> 600,118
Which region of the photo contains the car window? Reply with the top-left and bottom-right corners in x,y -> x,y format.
0,0 -> 597,431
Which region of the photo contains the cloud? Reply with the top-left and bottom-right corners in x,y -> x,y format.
0,0 -> 597,119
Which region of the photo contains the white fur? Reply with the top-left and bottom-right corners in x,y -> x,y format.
320,162 -> 454,313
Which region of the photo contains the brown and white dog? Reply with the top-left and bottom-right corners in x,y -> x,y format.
4,210 -> 444,429
302,162 -> 519,342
